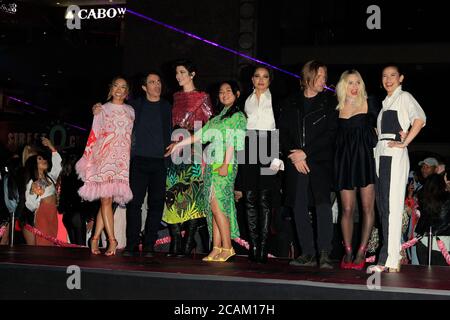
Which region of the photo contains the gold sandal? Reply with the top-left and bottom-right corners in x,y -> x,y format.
216,247 -> 236,262
202,247 -> 222,262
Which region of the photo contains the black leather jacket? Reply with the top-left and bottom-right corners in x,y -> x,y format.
279,91 -> 338,163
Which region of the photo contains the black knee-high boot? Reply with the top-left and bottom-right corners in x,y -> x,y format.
258,189 -> 272,263
167,223 -> 183,257
183,219 -> 200,256
245,190 -> 259,262
196,218 -> 210,253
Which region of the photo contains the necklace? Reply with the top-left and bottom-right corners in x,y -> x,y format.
345,96 -> 357,107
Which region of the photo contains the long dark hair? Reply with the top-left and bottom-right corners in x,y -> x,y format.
419,174 -> 448,217
253,64 -> 274,82
24,153 -> 53,184
217,80 -> 246,120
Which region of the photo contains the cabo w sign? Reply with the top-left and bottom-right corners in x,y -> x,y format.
66,5 -> 126,30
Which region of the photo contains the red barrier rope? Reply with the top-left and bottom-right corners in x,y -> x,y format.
436,239 -> 450,266
24,224 -> 85,248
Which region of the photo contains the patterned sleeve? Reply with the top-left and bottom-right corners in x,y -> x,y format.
226,112 -> 247,151
405,93 -> 426,127
75,110 -> 103,181
198,94 -> 214,124
128,104 -> 135,122
198,117 -> 212,144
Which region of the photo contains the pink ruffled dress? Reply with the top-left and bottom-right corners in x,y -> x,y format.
76,102 -> 135,205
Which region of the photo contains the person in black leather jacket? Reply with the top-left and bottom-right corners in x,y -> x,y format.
279,60 -> 338,268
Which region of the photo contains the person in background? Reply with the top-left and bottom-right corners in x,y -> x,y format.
58,153 -> 86,246
415,173 -> 450,265
24,138 -> 62,246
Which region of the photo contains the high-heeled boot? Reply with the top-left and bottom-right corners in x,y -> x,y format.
197,218 -> 210,253
258,189 -> 272,264
167,223 -> 184,257
245,190 -> 259,262
183,218 -> 200,256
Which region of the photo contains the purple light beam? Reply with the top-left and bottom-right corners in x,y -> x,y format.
6,95 -> 87,131
126,9 -> 301,79
63,122 -> 87,132
7,96 -> 48,112
125,9 -> 335,92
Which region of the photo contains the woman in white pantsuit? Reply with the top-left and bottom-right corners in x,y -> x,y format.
369,65 -> 426,273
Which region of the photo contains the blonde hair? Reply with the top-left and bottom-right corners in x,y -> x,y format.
336,70 -> 367,110
107,77 -> 129,101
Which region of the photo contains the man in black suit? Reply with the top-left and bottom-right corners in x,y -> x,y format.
279,60 -> 338,268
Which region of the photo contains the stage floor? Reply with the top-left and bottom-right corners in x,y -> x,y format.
1,245 -> 449,300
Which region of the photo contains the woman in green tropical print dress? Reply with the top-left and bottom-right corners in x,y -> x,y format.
163,60 -> 213,257
166,80 -> 247,262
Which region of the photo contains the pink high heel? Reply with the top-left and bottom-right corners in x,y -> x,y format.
105,238 -> 118,256
90,237 -> 101,255
352,245 -> 367,270
340,244 -> 353,270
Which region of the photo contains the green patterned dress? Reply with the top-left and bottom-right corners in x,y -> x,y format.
162,91 -> 212,225
199,108 -> 247,240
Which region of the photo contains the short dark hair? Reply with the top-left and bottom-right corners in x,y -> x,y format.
172,59 -> 197,74
382,63 -> 404,77
217,80 -> 246,120
141,70 -> 163,86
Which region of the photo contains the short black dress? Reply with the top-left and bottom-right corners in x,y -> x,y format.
334,104 -> 378,191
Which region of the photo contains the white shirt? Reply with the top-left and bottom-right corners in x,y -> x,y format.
245,89 -> 276,131
25,152 -> 62,212
377,86 -> 426,136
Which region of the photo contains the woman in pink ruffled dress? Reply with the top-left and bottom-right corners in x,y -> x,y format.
76,77 -> 135,256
